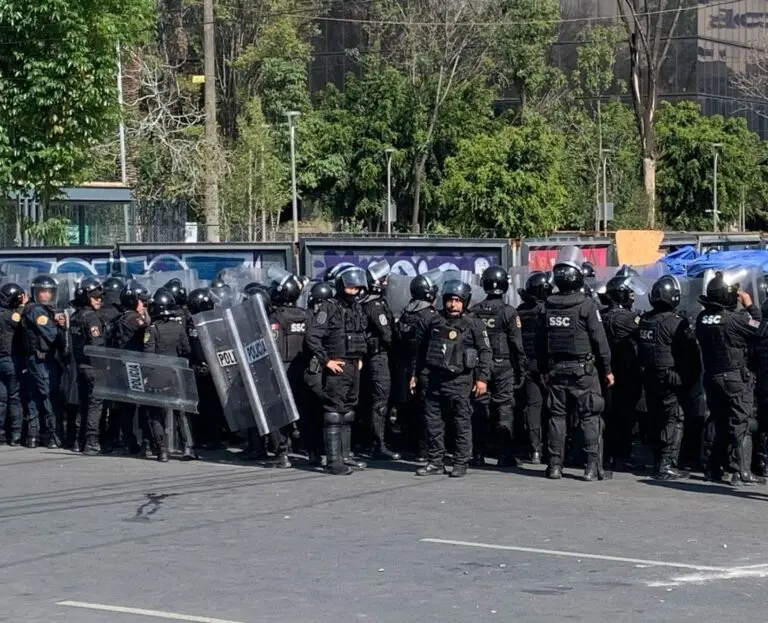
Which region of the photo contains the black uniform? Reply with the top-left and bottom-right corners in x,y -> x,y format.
361,294 -> 395,453
186,311 -> 225,448
601,304 -> 642,466
415,311 -> 492,468
0,307 -> 24,442
110,309 -> 147,451
97,303 -> 122,450
537,292 -> 611,473
143,316 -> 191,454
70,307 -> 106,450
637,309 -> 701,474
695,302 -> 764,480
303,296 -> 367,472
23,302 -> 65,443
394,301 -> 438,457
269,303 -> 308,460
470,297 -> 527,464
516,299 -> 546,460
754,300 -> 768,474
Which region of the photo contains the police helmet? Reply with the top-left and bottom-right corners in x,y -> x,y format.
481,266 -> 509,296
102,276 -> 124,294
552,264 -> 583,293
31,274 -> 58,305
335,267 -> 368,302
73,277 -> 103,308
410,274 -> 439,303
210,280 -> 233,307
366,260 -> 391,296
324,262 -> 356,283
442,279 -> 472,308
149,288 -> 178,319
0,283 -> 25,309
187,288 -> 215,315
649,275 -> 681,310
308,281 -> 334,307
268,273 -> 302,306
705,271 -> 738,308
605,275 -> 635,308
582,262 -> 596,280
519,271 -> 552,303
120,280 -> 150,310
163,278 -> 188,307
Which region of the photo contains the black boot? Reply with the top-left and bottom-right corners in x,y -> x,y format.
157,444 -> 169,463
529,428 -> 542,464
178,413 -> 198,460
324,424 -> 352,476
583,459 -> 599,481
241,428 -> 266,461
9,434 -> 20,447
143,440 -> 154,459
181,446 -> 199,461
275,453 -> 293,469
341,424 -> 366,470
416,463 -> 445,477
83,436 -> 101,456
26,437 -> 38,449
546,464 -> 563,479
450,464 -> 468,478
733,434 -> 766,485
654,461 -> 689,480
47,433 -> 61,449
372,445 -> 401,461
498,448 -> 519,468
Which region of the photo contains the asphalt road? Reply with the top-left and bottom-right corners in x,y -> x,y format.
1,447 -> 767,623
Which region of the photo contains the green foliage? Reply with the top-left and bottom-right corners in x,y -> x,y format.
571,25 -> 625,100
656,101 -> 768,230
440,115 -> 566,237
25,216 -> 71,246
0,0 -> 153,196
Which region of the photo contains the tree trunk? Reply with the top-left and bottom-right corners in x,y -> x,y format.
410,151 -> 428,234
643,155 -> 656,228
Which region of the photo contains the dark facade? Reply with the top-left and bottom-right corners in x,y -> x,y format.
309,0 -> 768,138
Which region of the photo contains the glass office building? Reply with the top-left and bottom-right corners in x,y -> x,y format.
309,0 -> 768,138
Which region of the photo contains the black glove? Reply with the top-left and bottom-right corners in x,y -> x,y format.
665,369 -> 683,387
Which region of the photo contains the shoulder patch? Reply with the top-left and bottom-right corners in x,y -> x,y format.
144,331 -> 151,343
136,318 -> 145,326
90,326 -> 101,338
378,313 -> 388,326
749,319 -> 761,329
634,315 -> 641,324
36,314 -> 48,326
515,315 -> 521,329
11,312 -> 20,323
188,328 -> 198,338
316,310 -> 327,325
596,310 -> 602,323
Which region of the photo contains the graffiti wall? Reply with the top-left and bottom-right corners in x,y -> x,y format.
0,247 -> 113,276
116,243 -> 294,281
301,238 -> 510,278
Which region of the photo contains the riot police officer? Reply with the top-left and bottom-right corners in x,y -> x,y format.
23,275 -> 67,448
267,269 -> 308,469
303,281 -> 335,466
638,275 -> 701,480
0,283 -> 26,445
69,278 -> 107,455
144,288 -> 192,462
413,279 -> 492,478
394,272 -> 440,461
601,271 -> 642,470
516,271 -> 552,463
304,266 -> 369,476
536,247 -> 613,481
695,272 -> 766,485
110,280 -> 150,454
97,276 -> 124,453
361,261 -> 400,460
470,266 -> 526,467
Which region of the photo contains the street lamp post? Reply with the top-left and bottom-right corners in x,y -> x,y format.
711,143 -> 724,232
286,111 -> 301,253
385,147 -> 395,237
600,148 -> 613,234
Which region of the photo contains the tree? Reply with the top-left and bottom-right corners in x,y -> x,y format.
617,0 -> 687,227
371,0 -> 494,232
221,97 -> 288,240
0,0 -> 152,200
656,100 -> 768,230
440,115 -> 566,237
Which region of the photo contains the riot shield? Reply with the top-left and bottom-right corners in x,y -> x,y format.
368,259 -> 391,282
84,346 -> 199,412
437,270 -> 485,309
554,245 -> 584,270
193,298 -> 299,435
386,274 -> 412,318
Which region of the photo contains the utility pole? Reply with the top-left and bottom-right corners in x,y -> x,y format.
600,148 -> 613,235
385,147 -> 395,237
116,43 -> 130,243
286,111 -> 300,265
711,143 -> 723,233
203,0 -> 220,242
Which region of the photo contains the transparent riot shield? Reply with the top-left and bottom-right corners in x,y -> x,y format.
147,269 -> 201,292
226,296 -> 299,435
192,310 -> 256,432
554,245 -> 584,270
0,264 -> 38,288
386,274 -> 412,318
83,346 -> 199,412
368,259 -> 391,282
218,265 -> 267,285
437,270 -> 485,309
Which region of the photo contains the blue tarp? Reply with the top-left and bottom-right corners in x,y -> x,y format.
684,250 -> 768,277
657,245 -> 699,276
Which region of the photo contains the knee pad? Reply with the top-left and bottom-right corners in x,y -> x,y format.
324,412 -> 343,426
343,411 -> 355,424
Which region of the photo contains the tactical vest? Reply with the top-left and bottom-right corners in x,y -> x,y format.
545,301 -> 591,359
272,306 -> 307,363
23,303 -> 56,354
472,301 -> 509,359
637,312 -> 676,371
517,303 -> 540,361
602,307 -> 623,350
696,309 -> 745,375
425,316 -> 474,373
69,310 -> 87,364
0,308 -> 18,357
326,300 -> 367,359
